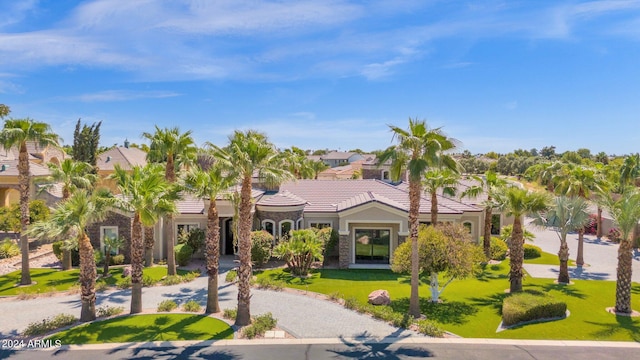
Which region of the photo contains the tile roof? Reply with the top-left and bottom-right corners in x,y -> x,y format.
177,193 -> 205,214
321,151 -> 358,160
258,190 -> 307,207
97,146 -> 148,171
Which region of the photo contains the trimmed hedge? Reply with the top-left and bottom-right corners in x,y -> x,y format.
174,243 -> 194,266
490,237 -> 508,261
502,291 -> 567,326
523,244 -> 542,259
251,230 -> 273,267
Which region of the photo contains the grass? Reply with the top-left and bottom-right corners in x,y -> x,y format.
0,266 -> 199,296
256,262 -> 640,341
47,314 -> 233,343
524,251 -> 577,266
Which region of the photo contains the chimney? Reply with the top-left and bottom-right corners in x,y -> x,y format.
124,139 -> 130,148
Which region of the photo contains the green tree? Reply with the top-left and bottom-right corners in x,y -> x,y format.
0,118 -> 59,285
461,170 -> 507,259
531,196 -> 590,284
182,161 -> 236,314
142,126 -> 196,276
310,160 -> 329,180
72,119 -> 101,170
619,153 -> 640,189
110,164 -> 177,314
377,118 -> 460,318
494,186 -> 550,292
604,188 -> 640,314
422,168 -> 459,225
102,235 -> 125,277
273,229 -> 325,276
28,189 -> 114,322
0,104 -> 9,119
391,223 -> 483,302
212,130 -> 293,326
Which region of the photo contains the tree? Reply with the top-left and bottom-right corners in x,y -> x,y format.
461,170 -> 507,259
212,130 -> 293,326
540,146 -> 556,159
494,186 -> 550,292
28,189 -> 114,321
604,188 -> 640,314
72,119 -> 101,170
422,168 -> 459,225
377,118 -> 460,318
110,164 -> 177,314
182,161 -> 236,314
531,196 -> 590,284
619,153 -> 640,189
45,158 -> 97,270
0,104 -> 9,119
391,223 -> 483,302
142,126 -> 196,276
283,150 -> 314,179
310,160 -> 329,180
273,229 -> 325,276
102,235 -> 125,277
0,118 -> 59,285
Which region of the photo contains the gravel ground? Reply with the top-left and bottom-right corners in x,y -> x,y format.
0,243 -> 60,276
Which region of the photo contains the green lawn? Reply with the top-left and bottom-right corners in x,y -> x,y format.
0,266 -> 198,296
256,263 -> 640,341
48,314 -> 233,343
524,251 -> 577,266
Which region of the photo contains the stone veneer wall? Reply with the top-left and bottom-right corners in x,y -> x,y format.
87,211 -> 133,263
398,235 -> 407,246
339,233 -> 350,269
255,209 -> 304,231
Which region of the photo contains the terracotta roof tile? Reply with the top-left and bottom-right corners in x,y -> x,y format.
97,147 -> 147,171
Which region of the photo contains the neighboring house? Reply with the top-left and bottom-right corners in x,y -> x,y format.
317,160 -> 364,180
95,142 -> 148,193
319,151 -> 365,168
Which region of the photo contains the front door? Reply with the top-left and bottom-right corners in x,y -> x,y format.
224,218 -> 235,255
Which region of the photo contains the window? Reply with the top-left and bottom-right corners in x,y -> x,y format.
355,228 -> 391,264
463,221 -> 472,234
296,218 -> 303,230
310,222 -> 332,229
279,220 -> 294,238
419,221 -> 432,227
177,223 -> 199,236
262,220 -> 275,236
381,170 -> 390,180
100,226 -> 119,255
491,214 -> 501,235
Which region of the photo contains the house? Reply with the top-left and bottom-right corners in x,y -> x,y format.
95,142 -> 148,193
317,160 -> 364,180
319,151 -> 365,168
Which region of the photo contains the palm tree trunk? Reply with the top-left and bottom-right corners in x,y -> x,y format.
509,216 -> 524,293
557,241 -> 570,284
144,226 -> 154,267
235,176 -> 253,326
62,249 -> 72,270
18,142 -> 31,285
576,228 -> 585,267
103,252 -> 111,277
484,207 -> 492,260
615,237 -> 633,313
165,215 -> 176,275
596,207 -> 603,239
430,191 -> 438,225
78,232 -> 96,322
206,199 -> 221,314
408,179 -> 421,318
130,214 -> 144,314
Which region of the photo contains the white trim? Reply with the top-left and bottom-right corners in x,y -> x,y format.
296,217 -> 303,230
175,223 -> 199,239
279,220 -> 294,237
352,226 -> 393,265
99,226 -> 119,255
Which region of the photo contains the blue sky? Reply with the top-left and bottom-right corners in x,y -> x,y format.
1,0 -> 639,155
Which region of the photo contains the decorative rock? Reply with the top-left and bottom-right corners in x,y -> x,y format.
122,265 -> 132,278
368,289 -> 391,306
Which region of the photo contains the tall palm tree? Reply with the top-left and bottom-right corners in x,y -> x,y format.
554,164 -> 604,266
28,189 -> 114,321
142,126 -> 197,276
0,118 -> 59,285
604,188 -> 640,314
45,158 -> 97,270
422,168 -> 460,225
531,196 -> 590,284
182,161 -> 236,313
212,130 -> 293,326
494,186 -> 550,293
619,153 -> 640,189
461,170 -> 507,259
377,118 -> 460,318
310,159 -> 329,180
110,163 -> 177,314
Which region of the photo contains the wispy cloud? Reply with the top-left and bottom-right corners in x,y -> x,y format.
61,90 -> 181,102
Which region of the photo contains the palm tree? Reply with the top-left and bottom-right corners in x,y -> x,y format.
619,153 -> 640,189
28,189 -> 114,321
531,196 -> 590,284
182,161 -> 236,313
45,158 -> 97,270
604,188 -> 640,314
494,186 -> 550,292
554,164 -> 605,266
283,149 -> 314,179
310,160 -> 329,180
110,163 -> 177,314
102,235 -> 125,277
461,170 -> 507,259
422,168 -> 459,225
142,126 -> 197,276
0,118 -> 59,285
377,118 -> 460,318
212,130 -> 293,326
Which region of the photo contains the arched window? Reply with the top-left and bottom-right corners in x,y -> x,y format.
262,220 -> 275,236
279,220 -> 294,238
296,218 -> 303,230
463,221 -> 472,234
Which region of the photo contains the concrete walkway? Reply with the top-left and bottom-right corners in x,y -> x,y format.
522,217 -> 640,282
0,259 -> 417,340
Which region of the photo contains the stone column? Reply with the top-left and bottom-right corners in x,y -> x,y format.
338,230 -> 350,269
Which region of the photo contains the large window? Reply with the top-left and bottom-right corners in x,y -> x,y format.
177,223 -> 199,235
262,220 -> 275,236
355,228 -> 391,264
279,220 -> 293,238
100,226 -> 119,255
310,222 -> 332,229
463,221 -> 472,234
491,214 -> 501,235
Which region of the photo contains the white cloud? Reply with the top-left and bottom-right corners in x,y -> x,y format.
61,90 -> 181,102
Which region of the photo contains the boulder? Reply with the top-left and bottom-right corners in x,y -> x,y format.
368,289 -> 391,306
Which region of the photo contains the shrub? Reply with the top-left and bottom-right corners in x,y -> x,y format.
584,214 -> 598,235
16,288 -> 38,300
117,276 -> 132,289
343,296 -> 360,311
251,230 -> 273,267
243,313 -> 277,339
178,228 -> 205,253
182,300 -> 201,312
223,308 -> 237,320
181,271 -> 200,282
142,275 -> 155,287
96,306 -> 124,318
415,319 -> 445,337
607,228 -> 622,243
174,243 -> 194,266
161,275 -> 183,286
22,314 -> 77,336
490,237 -> 508,261
225,270 -> 238,283
0,238 -> 20,259
328,291 -> 343,302
52,241 -> 64,260
96,282 -> 109,292
111,254 -> 125,265
272,229 -> 325,276
157,300 -> 178,312
254,276 -> 284,290
94,249 -> 104,266
502,291 -> 567,326
523,244 -> 542,259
